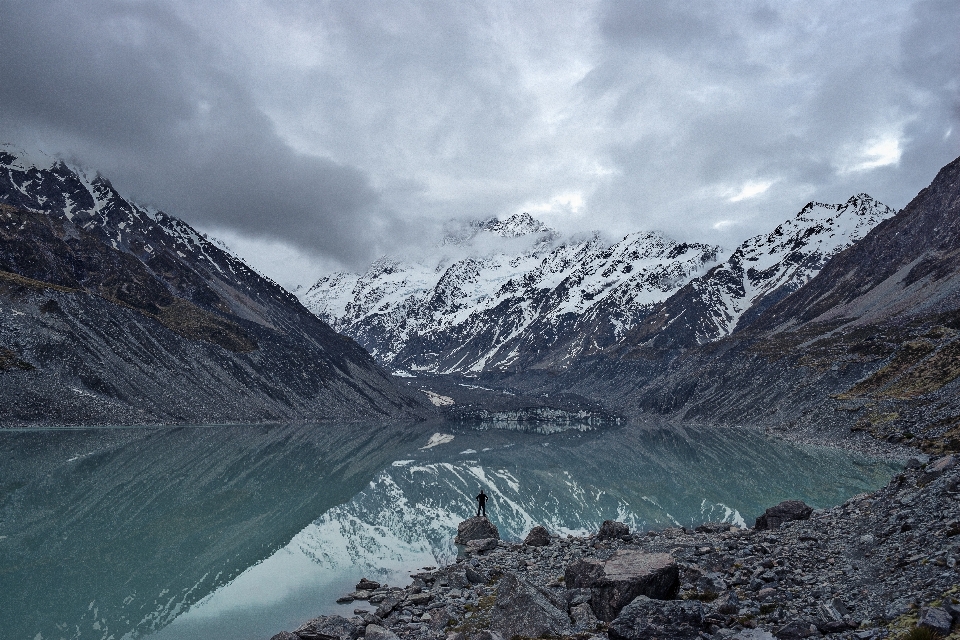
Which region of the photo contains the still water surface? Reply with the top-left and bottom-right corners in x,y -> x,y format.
0,422 -> 902,640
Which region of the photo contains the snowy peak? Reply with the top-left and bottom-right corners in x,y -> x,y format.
733,193 -> 893,271
624,193 -> 897,352
0,145 -> 303,325
300,217 -> 721,374
729,193 -> 896,317
480,212 -> 553,237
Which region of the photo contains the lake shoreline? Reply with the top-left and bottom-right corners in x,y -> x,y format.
272,453 -> 960,640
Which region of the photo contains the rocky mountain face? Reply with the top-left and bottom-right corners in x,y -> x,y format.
304,192 -> 896,379
623,195 -> 896,352
0,146 -> 428,425
545,154 -> 960,454
302,213 -> 721,374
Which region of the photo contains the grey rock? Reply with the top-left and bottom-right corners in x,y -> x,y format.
755,501 -> 814,530
270,633 -> 299,640
565,550 -> 679,622
830,598 -> 850,617
455,517 -> 500,544
919,455 -> 957,487
608,595 -> 705,640
571,602 -> 600,632
467,632 -> 505,640
425,606 -> 456,632
296,615 -> 363,640
375,597 -> 401,619
464,566 -> 486,584
364,625 -> 399,640
489,572 -> 572,639
524,525 -> 551,547
598,520 -> 630,540
442,568 -> 471,589
946,602 -> 960,623
774,619 -> 821,639
734,631 -> 776,640
817,601 -> 845,624
714,590 -> 740,614
357,578 -> 381,591
919,607 -> 953,635
406,592 -> 431,606
465,537 -> 498,553
884,599 -> 913,621
906,457 -> 925,469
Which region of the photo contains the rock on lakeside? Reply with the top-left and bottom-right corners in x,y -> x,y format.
271,454 -> 960,640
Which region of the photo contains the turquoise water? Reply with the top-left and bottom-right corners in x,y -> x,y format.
0,422 -> 901,640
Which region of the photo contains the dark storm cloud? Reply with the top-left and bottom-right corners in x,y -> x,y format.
0,0 -> 957,284
0,0 -> 384,267
584,0 -> 960,246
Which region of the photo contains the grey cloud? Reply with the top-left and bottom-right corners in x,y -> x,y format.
0,0 -> 957,283
0,0 -> 388,268
584,0 -> 959,249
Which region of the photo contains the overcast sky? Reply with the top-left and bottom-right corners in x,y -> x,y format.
1,0 -> 958,288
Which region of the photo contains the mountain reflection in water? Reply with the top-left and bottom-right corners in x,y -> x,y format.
0,423 -> 901,640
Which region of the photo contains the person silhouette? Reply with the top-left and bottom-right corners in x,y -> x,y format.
476,489 -> 488,517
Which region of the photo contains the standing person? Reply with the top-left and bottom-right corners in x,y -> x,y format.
476,489 -> 488,517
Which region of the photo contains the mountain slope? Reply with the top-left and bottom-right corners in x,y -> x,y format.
621,194 -> 896,353
0,146 -> 428,425
755,156 -> 960,330
302,214 -> 721,374
565,154 -> 960,452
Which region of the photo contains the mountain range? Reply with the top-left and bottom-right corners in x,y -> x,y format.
301,213 -> 722,374
0,146 -> 427,425
4,138 -> 960,451
533,155 -> 960,454
301,195 -> 895,374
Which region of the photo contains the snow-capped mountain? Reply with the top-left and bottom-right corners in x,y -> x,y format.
0,144 -> 425,424
301,213 -> 721,374
623,194 -> 897,351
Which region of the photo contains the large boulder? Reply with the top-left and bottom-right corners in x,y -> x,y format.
598,520 -> 630,540
364,625 -> 399,640
608,595 -> 705,640
465,537 -> 498,553
455,516 -> 500,544
524,525 -> 551,546
565,550 -> 679,622
754,500 -> 814,530
918,455 -> 957,487
489,572 -> 573,639
774,619 -> 821,639
294,616 -> 363,640
919,607 -> 953,635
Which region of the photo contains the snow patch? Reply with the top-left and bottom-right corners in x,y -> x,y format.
420,433 -> 455,450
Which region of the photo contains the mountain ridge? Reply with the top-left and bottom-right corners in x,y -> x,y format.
301,214 -> 722,374
0,146 -> 429,425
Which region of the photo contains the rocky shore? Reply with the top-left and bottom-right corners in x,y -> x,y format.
271,454 -> 960,640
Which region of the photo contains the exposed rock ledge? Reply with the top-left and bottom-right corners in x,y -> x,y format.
271,454 -> 960,640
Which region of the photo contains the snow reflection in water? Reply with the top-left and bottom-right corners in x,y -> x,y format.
0,423 -> 901,640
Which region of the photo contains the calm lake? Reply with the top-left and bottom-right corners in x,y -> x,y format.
0,422 -> 902,640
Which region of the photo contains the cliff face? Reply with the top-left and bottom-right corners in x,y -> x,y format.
0,148 -> 429,425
